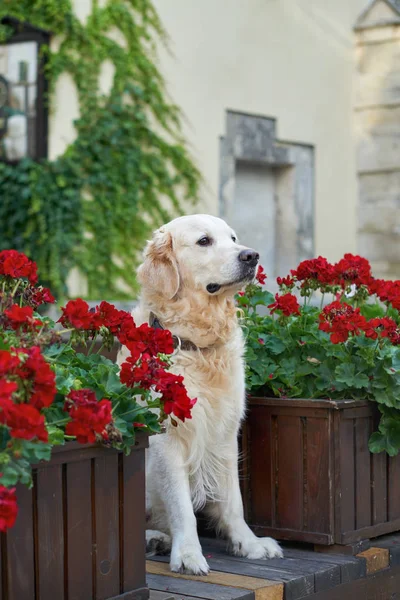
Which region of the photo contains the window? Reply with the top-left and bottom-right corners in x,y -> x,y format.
0,18 -> 50,162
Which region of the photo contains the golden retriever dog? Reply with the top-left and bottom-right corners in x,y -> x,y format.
117,214 -> 282,575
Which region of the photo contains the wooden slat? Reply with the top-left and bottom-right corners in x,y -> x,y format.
147,561 -> 283,600
199,540 -> 340,593
149,591 -> 176,600
373,533 -> 400,567
6,484 -> 35,600
305,417 -> 331,534
281,548 -> 366,584
249,525 -> 332,545
354,418 -> 371,530
247,408 -> 272,526
36,465 -> 65,600
249,398 -> 369,410
338,418 -> 355,535
305,565 -> 400,600
67,459 -> 93,600
122,450 -> 147,592
149,553 -> 313,600
357,547 -> 389,575
371,451 -> 387,525
388,455 -> 400,521
275,416 -> 303,531
340,517 -> 400,545
94,453 -> 120,600
148,573 -> 255,600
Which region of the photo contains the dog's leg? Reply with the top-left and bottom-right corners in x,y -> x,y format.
146,530 -> 172,556
207,440 -> 283,559
149,437 -> 210,575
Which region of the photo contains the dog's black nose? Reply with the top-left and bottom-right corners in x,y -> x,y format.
238,249 -> 260,267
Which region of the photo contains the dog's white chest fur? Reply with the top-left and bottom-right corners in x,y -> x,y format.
166,329 -> 246,509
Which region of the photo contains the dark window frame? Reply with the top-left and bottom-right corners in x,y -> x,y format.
0,18 -> 51,163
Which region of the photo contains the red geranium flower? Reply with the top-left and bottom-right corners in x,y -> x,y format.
318,301 -> 367,343
364,317 -> 398,340
276,275 -> 295,289
334,254 -> 371,288
291,257 -> 335,285
0,399 -> 48,442
97,301 -> 134,335
30,287 -> 55,307
58,298 -> 102,330
15,347 -> 56,409
120,356 -> 196,422
5,305 -> 41,330
0,486 -> 18,532
0,379 -> 18,401
256,265 -> 267,285
0,351 -> 20,377
268,293 -> 300,316
0,250 -> 38,284
119,323 -> 174,362
370,279 -> 400,311
65,389 -> 112,444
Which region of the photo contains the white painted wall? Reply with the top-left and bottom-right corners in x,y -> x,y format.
152,0 -> 367,262
49,0 -> 368,270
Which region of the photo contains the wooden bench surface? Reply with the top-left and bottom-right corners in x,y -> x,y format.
147,534 -> 400,600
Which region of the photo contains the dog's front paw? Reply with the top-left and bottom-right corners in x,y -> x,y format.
170,545 -> 210,575
232,536 -> 283,559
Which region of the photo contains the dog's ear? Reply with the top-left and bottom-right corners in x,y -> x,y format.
137,228 -> 180,299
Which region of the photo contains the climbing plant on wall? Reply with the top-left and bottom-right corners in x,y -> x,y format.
0,0 -> 200,299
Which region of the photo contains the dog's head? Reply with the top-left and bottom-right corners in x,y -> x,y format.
138,214 -> 259,300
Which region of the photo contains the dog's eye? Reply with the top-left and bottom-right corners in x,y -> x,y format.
197,236 -> 212,247
231,235 -> 237,242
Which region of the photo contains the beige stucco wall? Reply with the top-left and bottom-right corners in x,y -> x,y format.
49,0 -> 368,273
152,0 -> 367,262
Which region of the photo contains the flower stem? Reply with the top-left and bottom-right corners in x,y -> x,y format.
87,336 -> 98,355
11,280 -> 21,298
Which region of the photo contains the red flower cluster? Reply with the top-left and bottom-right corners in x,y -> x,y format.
0,399 -> 48,442
0,486 -> 18,532
370,279 -> 400,311
16,347 -> 56,409
291,257 -> 335,286
59,298 -> 102,330
64,389 -> 112,444
268,293 -> 300,317
5,305 -> 41,331
319,301 -> 367,343
334,254 -> 371,287
0,250 -> 38,285
59,297 -> 195,422
120,323 -> 174,362
256,265 -> 267,285
276,275 -> 295,289
30,287 -> 55,307
364,317 -> 400,345
97,301 -> 133,336
120,355 -> 196,422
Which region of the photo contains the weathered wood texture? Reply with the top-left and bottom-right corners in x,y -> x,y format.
0,435 -> 148,600
147,534 -> 400,600
241,397 -> 400,546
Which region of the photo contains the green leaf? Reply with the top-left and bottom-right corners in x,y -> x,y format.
47,425 -> 66,446
335,363 -> 369,389
368,432 -> 388,454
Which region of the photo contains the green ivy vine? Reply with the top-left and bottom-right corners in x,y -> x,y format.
0,0 -> 200,299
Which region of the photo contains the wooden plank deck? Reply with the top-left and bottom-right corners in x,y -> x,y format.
147,534 -> 400,600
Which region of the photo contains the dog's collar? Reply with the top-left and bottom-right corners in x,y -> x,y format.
149,312 -> 198,352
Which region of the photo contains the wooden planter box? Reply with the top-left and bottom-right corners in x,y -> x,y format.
0,435 -> 149,600
241,397 -> 400,547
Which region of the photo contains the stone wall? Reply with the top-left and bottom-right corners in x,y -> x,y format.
355,0 -> 400,278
